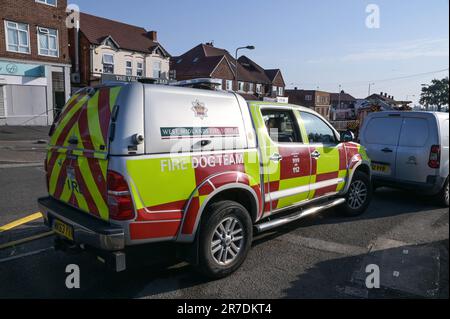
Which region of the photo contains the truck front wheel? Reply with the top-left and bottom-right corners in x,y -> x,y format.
338,170 -> 372,217
196,200 -> 253,279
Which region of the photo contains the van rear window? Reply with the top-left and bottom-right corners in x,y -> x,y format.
398,118 -> 429,147
365,117 -> 402,146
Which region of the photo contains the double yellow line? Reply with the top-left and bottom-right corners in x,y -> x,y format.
0,212 -> 54,250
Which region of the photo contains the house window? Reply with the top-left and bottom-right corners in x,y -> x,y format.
35,0 -> 57,6
238,82 -> 245,92
136,62 -> 144,77
272,86 -> 277,93
38,27 -> 58,57
248,83 -> 254,93
5,21 -> 30,54
256,84 -> 262,94
226,80 -> 233,91
102,54 -> 114,74
278,87 -> 284,96
152,61 -> 161,78
305,95 -> 312,101
125,61 -> 133,76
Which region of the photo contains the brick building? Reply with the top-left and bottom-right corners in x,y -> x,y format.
171,43 -> 286,101
69,12 -> 171,89
0,0 -> 71,125
285,88 -> 331,120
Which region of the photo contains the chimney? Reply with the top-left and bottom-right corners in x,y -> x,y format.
384,93 -> 388,97
380,92 -> 383,96
147,31 -> 157,42
205,41 -> 214,47
294,87 -> 298,90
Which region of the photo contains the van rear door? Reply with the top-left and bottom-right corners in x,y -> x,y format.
395,115 -> 438,183
46,86 -> 123,221
361,114 -> 403,179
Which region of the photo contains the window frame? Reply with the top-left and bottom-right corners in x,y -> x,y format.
226,80 -> 233,91
102,54 -> 115,74
238,81 -> 245,92
152,61 -> 161,79
5,20 -> 31,54
300,111 -> 339,145
35,0 -> 57,7
260,107 -> 303,145
37,26 -> 59,57
136,61 -> 144,77
278,86 -> 284,96
125,60 -> 133,76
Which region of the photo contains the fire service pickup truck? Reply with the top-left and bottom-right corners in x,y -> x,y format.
39,83 -> 372,278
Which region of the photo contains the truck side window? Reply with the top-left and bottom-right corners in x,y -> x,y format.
261,109 -> 302,143
300,112 -> 337,144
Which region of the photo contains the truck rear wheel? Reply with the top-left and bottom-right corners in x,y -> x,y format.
338,171 -> 372,217
196,200 -> 253,279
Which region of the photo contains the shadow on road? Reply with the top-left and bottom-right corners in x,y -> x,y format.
252,187 -> 445,248
282,239 -> 449,299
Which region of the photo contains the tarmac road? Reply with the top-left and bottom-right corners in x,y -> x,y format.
0,165 -> 448,299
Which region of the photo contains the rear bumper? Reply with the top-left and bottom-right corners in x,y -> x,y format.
373,175 -> 446,195
38,197 -> 125,251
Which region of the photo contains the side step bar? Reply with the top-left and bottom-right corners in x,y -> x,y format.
255,198 -> 346,233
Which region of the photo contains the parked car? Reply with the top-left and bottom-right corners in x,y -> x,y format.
360,111 -> 449,207
38,83 -> 372,278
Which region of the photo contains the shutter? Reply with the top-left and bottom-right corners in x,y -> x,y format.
0,86 -> 5,118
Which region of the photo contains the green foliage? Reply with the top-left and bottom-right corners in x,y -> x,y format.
420,77 -> 449,112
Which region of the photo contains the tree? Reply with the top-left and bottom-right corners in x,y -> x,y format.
420,77 -> 449,112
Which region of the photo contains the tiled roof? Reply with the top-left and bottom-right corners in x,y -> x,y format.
172,43 -> 280,84
330,92 -> 356,102
79,12 -> 169,55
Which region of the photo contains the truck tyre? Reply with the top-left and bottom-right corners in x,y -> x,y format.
437,177 -> 449,207
196,200 -> 253,279
338,171 -> 372,217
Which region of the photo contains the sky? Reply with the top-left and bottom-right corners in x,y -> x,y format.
70,0 -> 449,105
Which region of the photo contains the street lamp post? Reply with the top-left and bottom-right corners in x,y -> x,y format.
368,82 -> 375,96
234,45 -> 255,91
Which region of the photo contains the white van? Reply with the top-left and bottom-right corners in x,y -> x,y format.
360,111 -> 449,206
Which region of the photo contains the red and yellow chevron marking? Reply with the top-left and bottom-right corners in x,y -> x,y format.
46,86 -> 122,221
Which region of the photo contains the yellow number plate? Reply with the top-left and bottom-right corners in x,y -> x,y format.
53,219 -> 74,241
371,163 -> 390,174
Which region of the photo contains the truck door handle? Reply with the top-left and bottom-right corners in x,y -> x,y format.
270,153 -> 283,162
311,150 -> 321,159
381,148 -> 393,153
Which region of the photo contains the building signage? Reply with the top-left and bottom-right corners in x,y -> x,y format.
0,60 -> 45,77
101,74 -> 140,83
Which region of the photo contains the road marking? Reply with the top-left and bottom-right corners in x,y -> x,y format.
0,231 -> 54,250
280,233 -> 368,256
0,163 -> 43,169
0,247 -> 53,264
0,212 -> 43,233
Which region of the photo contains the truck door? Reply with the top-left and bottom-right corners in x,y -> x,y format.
250,105 -> 312,216
299,111 -> 347,199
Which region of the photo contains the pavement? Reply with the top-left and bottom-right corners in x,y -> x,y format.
0,127 -> 448,299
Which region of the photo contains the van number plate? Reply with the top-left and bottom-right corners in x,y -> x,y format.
371,163 -> 390,174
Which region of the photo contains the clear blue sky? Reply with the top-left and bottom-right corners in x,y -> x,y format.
70,0 -> 449,104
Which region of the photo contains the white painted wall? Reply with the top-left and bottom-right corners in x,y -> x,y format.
91,45 -> 170,79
